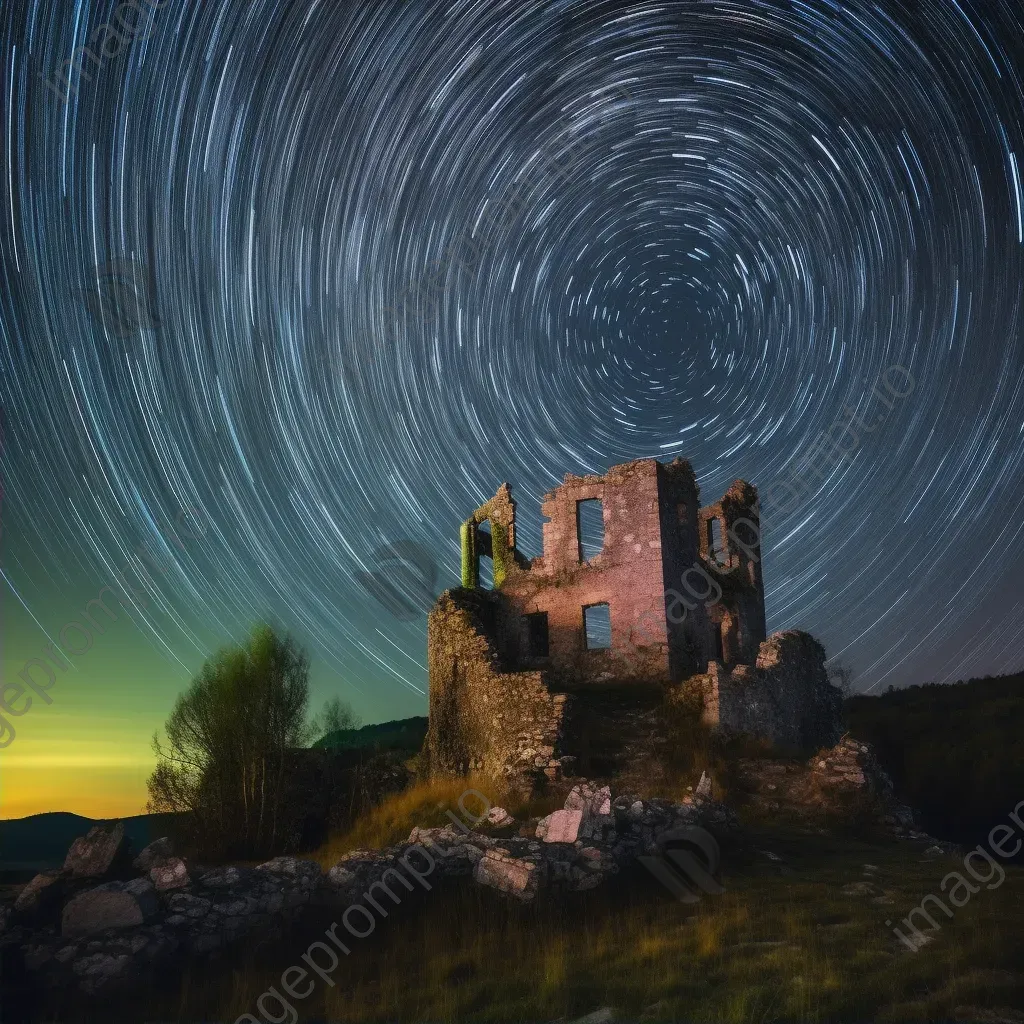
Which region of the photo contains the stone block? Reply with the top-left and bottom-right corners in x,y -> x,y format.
486,806 -> 514,826
64,822 -> 130,879
536,809 -> 583,843
133,837 -> 174,873
62,882 -> 156,937
473,849 -> 543,900
150,858 -> 190,891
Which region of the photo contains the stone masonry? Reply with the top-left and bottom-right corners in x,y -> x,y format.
425,458 -> 844,788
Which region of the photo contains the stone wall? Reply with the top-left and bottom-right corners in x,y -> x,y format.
425,589 -> 570,788
697,630 -> 844,752
428,458 -> 829,784
656,458 -> 712,680
500,459 -> 675,687
456,458 -> 768,692
698,479 -> 766,666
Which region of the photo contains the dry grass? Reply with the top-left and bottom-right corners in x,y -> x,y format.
307,774 -> 564,871
308,774 -> 505,869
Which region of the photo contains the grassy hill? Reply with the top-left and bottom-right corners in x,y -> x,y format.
312,715 -> 427,754
847,670 -> 1024,851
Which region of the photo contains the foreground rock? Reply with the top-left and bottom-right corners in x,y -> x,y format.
62,880 -> 159,937
133,837 -> 174,873
14,871 -> 67,917
0,774 -> 926,998
9,857 -> 324,994
63,823 -> 131,879
149,857 -> 190,891
332,782 -> 738,905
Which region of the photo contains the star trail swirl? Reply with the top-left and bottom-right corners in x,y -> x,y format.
2,0 -> 1024,749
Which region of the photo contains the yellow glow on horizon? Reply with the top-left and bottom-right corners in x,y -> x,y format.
1,762 -> 153,820
0,713 -> 157,820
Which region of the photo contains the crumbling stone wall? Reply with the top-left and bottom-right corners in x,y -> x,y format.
425,589 -> 570,789
699,479 -> 766,666
427,457 -> 838,785
697,630 -> 844,752
499,460 -> 674,686
656,458 -> 713,680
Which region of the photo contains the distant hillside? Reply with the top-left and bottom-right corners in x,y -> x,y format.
0,811 -> 182,879
312,716 -> 427,754
846,670 -> 1024,850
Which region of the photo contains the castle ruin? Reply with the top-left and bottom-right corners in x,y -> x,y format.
425,458 -> 842,790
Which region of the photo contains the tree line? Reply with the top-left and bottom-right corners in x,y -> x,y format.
146,624 -> 359,859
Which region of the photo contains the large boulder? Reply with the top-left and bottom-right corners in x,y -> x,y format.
62,880 -> 158,937
133,837 -> 174,873
14,871 -> 66,914
63,822 -> 131,879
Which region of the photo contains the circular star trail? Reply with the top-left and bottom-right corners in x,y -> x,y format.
2,0 -> 1023,717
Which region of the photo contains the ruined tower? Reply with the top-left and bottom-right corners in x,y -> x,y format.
425,457 -> 841,788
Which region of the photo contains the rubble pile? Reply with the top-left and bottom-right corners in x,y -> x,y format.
2,783 -> 736,995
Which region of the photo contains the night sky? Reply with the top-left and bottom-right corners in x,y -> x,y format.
2,0 -> 1023,818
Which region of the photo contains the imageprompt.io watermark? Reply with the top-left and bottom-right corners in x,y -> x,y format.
236,788 -> 493,1024
354,539 -> 438,622
638,825 -> 725,904
83,258 -> 160,338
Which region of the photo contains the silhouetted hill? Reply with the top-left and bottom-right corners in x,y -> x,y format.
312,716 -> 427,754
0,811 -> 182,880
846,670 -> 1024,851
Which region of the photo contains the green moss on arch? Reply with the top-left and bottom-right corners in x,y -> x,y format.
460,520 -> 478,588
491,520 -> 511,588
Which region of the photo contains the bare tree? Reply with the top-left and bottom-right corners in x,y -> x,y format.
147,624 -> 310,858
305,696 -> 361,746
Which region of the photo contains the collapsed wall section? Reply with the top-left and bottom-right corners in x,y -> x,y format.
655,458 -> 710,679
698,479 -> 767,667
425,589 -> 570,789
697,630 -> 844,752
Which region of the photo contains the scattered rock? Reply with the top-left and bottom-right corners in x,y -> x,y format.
14,871 -> 67,915
695,771 -> 713,801
133,837 -> 174,873
62,881 -> 158,937
150,858 -> 190,891
536,809 -> 583,843
567,1008 -> 618,1024
485,806 -> 514,827
840,881 -> 876,897
473,848 -> 544,900
63,823 -> 130,880
0,779 -> 733,998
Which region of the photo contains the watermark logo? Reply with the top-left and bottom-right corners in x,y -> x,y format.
638,825 -> 725,904
354,539 -> 438,622
83,259 -> 160,338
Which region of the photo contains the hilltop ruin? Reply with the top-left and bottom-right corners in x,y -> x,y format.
425,458 -> 843,790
